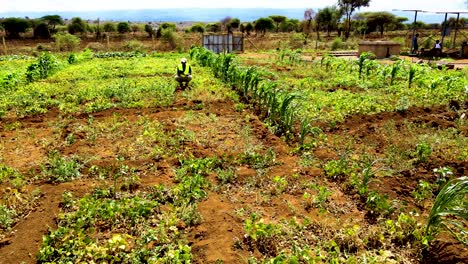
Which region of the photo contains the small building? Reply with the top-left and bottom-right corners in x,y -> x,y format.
358,41 -> 401,58
203,33 -> 243,53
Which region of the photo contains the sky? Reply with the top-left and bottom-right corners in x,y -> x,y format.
0,0 -> 467,13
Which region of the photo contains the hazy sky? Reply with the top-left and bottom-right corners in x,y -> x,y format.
0,0 -> 467,13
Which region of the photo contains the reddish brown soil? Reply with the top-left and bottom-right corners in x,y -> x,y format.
0,92 -> 466,263
0,181 -> 96,264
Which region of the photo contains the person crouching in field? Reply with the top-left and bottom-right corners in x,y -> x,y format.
175,58 -> 192,89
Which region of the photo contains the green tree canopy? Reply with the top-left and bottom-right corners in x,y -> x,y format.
1,17 -> 30,39
269,15 -> 287,32
206,22 -> 221,33
254,17 -> 274,35
103,22 -> 116,33
228,18 -> 241,32
33,22 -> 50,39
41,15 -> 64,34
443,17 -> 467,28
316,6 -> 342,36
131,24 -> 141,34
67,17 -> 87,34
338,0 -> 371,39
156,22 -> 176,37
190,23 -> 205,33
355,11 -> 399,36
144,24 -> 155,37
280,19 -> 300,32
240,22 -> 254,35
117,22 -> 130,34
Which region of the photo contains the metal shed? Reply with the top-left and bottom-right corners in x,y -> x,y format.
203,33 -> 243,53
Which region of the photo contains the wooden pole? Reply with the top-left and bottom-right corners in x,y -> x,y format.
441,13 -> 448,49
2,36 -> 6,55
410,11 -> 419,53
106,34 -> 110,51
452,13 -> 460,49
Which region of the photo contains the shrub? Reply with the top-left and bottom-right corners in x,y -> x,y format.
160,29 -> 183,50
190,23 -> 205,33
331,37 -> 343,50
144,24 -> 155,37
53,32 -> 81,51
103,22 -> 116,33
289,33 -> 304,49
85,42 -> 105,52
26,52 -> 60,82
117,22 -> 131,34
391,37 -> 405,46
36,43 -> 51,52
122,39 -> 146,52
67,17 -> 87,34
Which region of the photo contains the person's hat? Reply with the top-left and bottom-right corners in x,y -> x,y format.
181,58 -> 187,63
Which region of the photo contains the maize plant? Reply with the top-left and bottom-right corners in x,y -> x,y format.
426,176 -> 467,245
408,64 -> 418,88
356,52 -> 374,79
299,117 -> 323,148
390,60 -> 403,85
192,48 -> 303,139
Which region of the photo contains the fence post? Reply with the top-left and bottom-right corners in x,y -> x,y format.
2,36 -> 6,55
106,34 -> 110,51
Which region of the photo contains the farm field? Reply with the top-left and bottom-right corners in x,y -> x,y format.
0,48 -> 467,263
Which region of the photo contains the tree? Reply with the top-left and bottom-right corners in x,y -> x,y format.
316,6 -> 342,36
205,23 -> 220,33
408,21 -> 428,30
338,0 -> 371,39
228,18 -> 240,32
356,11 -> 397,36
67,17 -> 87,34
94,19 -> 101,40
131,24 -> 141,34
254,17 -> 274,35
103,22 -> 116,33
1,17 -> 30,39
220,16 -> 231,32
269,15 -> 286,32
117,22 -> 130,34
144,24 -> 155,37
303,9 -> 315,42
33,22 -> 51,39
156,22 -> 176,38
190,23 -> 205,33
240,22 -> 254,35
41,15 -> 63,35
280,19 -> 300,32
391,17 -> 408,31
443,17 -> 467,28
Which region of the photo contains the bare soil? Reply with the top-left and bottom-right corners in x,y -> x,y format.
0,91 -> 467,263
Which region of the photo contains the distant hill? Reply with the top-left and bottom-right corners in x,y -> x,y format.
0,8 -> 459,24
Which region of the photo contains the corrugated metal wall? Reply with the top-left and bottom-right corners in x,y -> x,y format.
203,34 -> 243,53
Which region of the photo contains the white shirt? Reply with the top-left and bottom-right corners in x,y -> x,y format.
435,43 -> 442,49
